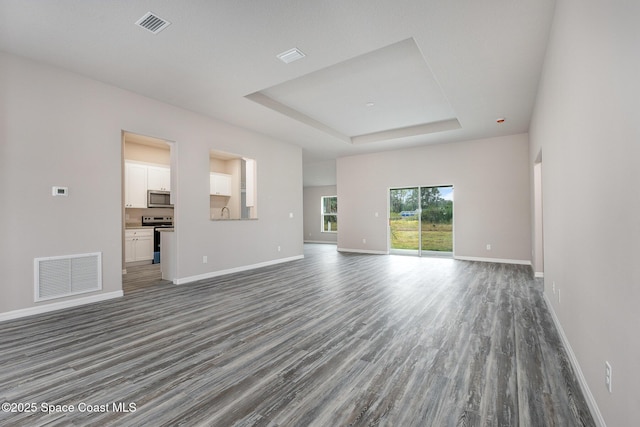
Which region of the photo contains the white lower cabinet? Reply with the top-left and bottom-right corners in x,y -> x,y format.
125,229 -> 154,262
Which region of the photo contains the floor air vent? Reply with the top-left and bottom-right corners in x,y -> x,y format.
135,12 -> 171,34
34,253 -> 102,302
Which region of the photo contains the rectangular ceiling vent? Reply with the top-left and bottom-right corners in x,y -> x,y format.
277,48 -> 306,64
135,12 -> 171,34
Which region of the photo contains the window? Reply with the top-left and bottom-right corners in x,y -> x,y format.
321,196 -> 338,233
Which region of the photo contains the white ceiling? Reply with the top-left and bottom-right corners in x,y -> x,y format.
0,0 -> 556,186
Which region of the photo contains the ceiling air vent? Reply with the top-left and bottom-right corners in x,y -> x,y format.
135,12 -> 171,34
277,48 -> 306,64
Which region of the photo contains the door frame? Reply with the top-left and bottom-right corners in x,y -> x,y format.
121,131 -> 176,276
533,151 -> 544,277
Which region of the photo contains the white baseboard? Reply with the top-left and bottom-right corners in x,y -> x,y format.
337,247 -> 388,255
175,255 -> 305,285
543,293 -> 606,427
304,240 -> 337,245
454,255 -> 531,266
0,291 -> 124,323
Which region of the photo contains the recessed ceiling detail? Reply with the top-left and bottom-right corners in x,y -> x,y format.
247,38 -> 459,144
352,119 -> 461,145
135,12 -> 171,34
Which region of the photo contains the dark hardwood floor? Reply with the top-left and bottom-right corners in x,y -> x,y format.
0,244 -> 594,426
122,263 -> 171,294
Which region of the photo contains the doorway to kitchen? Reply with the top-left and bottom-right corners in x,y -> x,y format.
122,131 -> 176,293
389,186 -> 453,257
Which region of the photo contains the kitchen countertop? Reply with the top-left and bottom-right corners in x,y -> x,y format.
210,218 -> 259,221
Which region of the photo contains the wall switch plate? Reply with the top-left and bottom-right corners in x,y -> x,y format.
486,244 -> 491,250
362,238 -> 366,244
289,212 -> 294,218
202,256 -> 208,264
605,361 -> 612,393
552,281 -> 556,294
277,246 -> 281,252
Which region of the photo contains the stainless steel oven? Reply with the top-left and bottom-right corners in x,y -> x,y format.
141,216 -> 173,264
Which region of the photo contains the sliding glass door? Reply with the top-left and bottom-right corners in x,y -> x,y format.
389,188 -> 420,254
420,186 -> 453,253
390,186 -> 453,256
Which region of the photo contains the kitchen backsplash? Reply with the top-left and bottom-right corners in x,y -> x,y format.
125,207 -> 174,227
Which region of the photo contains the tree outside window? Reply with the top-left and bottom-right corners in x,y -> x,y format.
321,196 -> 337,233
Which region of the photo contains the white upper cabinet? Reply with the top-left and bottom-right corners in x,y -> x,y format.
147,166 -> 171,191
125,162 -> 148,208
125,161 -> 171,207
210,172 -> 232,196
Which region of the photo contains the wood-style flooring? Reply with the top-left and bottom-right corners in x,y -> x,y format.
122,263 -> 171,294
0,244 -> 594,426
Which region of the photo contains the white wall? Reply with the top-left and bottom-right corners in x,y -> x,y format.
303,160 -> 336,187
529,0 -> 640,425
304,186 -> 338,244
0,51 -> 303,316
337,134 -> 531,261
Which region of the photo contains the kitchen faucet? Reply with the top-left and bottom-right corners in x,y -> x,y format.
221,206 -> 230,219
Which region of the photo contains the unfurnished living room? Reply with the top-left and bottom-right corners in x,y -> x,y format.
0,1 -> 637,426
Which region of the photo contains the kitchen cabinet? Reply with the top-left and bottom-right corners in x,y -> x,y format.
210,172 -> 232,196
125,162 -> 148,208
125,229 -> 154,262
125,161 -> 171,207
147,166 -> 171,191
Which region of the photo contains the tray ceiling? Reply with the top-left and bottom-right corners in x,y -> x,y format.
248,38 -> 459,143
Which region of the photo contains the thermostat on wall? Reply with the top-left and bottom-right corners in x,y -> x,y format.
52,186 -> 68,196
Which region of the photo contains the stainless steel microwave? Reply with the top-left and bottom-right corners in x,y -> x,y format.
147,190 -> 172,208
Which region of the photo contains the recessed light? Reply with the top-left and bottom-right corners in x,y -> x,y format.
365,102 -> 375,107
277,48 -> 306,64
